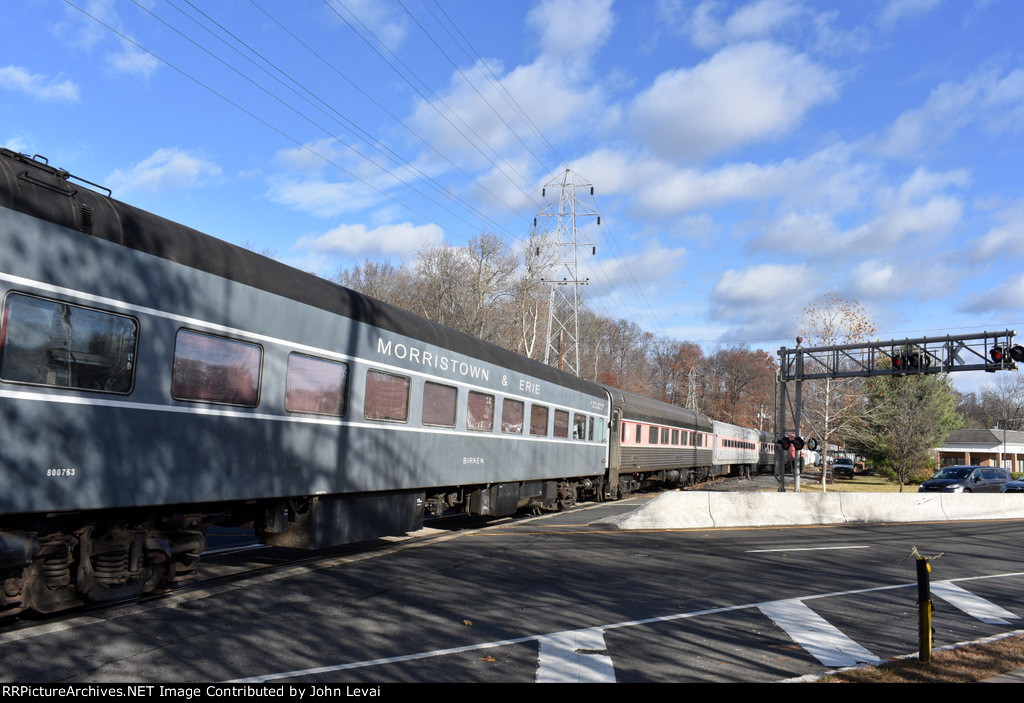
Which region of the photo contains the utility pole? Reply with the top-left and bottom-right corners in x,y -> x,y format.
686,367 -> 698,412
535,169 -> 599,377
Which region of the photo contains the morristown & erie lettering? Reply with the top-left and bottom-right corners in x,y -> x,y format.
377,338 -> 489,382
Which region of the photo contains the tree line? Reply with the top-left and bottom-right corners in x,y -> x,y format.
331,232 -> 778,430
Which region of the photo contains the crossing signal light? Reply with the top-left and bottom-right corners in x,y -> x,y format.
891,345 -> 932,374
988,345 -> 1020,371
776,436 -> 806,451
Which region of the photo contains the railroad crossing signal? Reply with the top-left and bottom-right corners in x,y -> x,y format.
988,344 -> 1024,371
775,329 -> 1018,493
778,330 -> 1019,381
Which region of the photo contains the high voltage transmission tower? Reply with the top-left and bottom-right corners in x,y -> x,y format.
535,169 -> 599,376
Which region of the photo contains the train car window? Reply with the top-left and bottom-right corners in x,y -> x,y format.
284,353 -> 348,417
364,369 -> 410,422
466,391 -> 495,432
0,293 -> 138,394
501,398 -> 524,434
661,428 -> 670,444
171,329 -> 261,406
588,416 -> 595,441
530,404 -> 549,436
573,413 -> 586,439
422,381 -> 457,428
649,426 -> 658,444
635,424 -> 641,443
672,429 -> 680,445
553,409 -> 569,438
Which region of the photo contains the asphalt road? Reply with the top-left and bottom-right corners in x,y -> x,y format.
2,495 -> 1021,683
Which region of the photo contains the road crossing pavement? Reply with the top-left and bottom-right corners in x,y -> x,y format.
232,573 -> 1022,683
531,577 -> 1021,683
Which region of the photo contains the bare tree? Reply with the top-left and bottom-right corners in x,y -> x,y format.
460,232 -> 518,344
980,374 -> 1024,431
650,338 -> 703,405
332,259 -> 412,308
507,229 -> 555,360
410,242 -> 471,329
798,293 -> 877,488
696,346 -> 776,427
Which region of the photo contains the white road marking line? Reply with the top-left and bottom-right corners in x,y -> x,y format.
536,629 -> 615,683
747,546 -> 870,553
932,580 -> 1020,625
758,599 -> 882,668
221,572 -> 1024,682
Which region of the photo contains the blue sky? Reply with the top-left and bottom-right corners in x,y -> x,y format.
2,0 -> 1023,392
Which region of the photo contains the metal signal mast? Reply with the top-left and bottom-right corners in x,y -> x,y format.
774,329 -> 1020,492
535,169 -> 599,376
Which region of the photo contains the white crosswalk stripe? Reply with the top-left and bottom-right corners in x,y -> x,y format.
932,580 -> 1021,625
758,599 -> 882,668
536,628 -> 616,683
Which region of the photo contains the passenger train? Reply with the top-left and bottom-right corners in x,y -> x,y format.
0,149 -> 774,616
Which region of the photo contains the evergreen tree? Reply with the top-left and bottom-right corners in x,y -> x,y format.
847,373 -> 962,491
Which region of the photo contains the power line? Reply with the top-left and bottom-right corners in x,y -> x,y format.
321,0 -> 545,214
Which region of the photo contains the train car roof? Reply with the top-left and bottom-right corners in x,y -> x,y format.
605,386 -> 713,432
0,149 -> 605,399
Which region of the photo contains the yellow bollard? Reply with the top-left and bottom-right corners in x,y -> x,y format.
917,557 -> 932,662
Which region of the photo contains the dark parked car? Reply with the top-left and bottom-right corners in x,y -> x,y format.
833,457 -> 855,479
1001,479 -> 1024,493
919,465 -> 1011,493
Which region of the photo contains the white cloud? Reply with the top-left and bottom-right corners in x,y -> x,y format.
107,40 -> 159,78
0,66 -> 79,102
750,165 -> 965,257
325,0 -> 408,48
639,161 -> 791,213
708,262 -> 822,340
629,41 -> 839,160
875,69 -> 1024,158
847,259 -> 898,298
959,273 -> 1024,314
526,0 -> 615,69
689,0 -> 805,49
878,0 -> 944,29
295,221 -> 443,257
1,136 -> 31,153
405,0 -> 612,177
574,142 -> 865,219
582,243 -> 688,300
267,178 -> 384,218
57,0 -> 120,49
407,56 -> 604,173
106,149 -> 221,193
712,263 -> 811,309
969,197 -> 1024,263
56,1 -> 160,78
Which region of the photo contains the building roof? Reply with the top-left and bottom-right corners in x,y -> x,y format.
937,428 -> 1024,451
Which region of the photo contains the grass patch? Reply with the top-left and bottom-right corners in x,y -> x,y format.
820,633 -> 1024,683
798,474 -> 911,493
